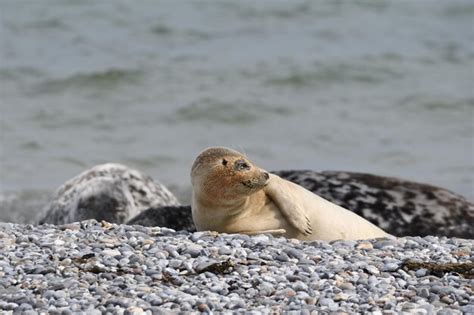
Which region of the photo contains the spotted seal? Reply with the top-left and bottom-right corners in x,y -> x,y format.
38,163 -> 179,225
274,170 -> 474,238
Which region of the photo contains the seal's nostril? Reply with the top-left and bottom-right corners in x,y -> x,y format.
263,172 -> 269,180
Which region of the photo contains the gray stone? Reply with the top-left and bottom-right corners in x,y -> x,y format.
383,263 -> 399,272
418,287 -> 430,298
318,298 -> 334,306
365,265 -> 380,275
276,253 -> 290,262
284,248 -> 304,260
415,268 -> 428,277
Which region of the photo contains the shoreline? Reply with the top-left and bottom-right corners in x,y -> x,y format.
0,220 -> 472,313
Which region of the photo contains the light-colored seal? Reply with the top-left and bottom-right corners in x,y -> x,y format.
191,147 -> 390,241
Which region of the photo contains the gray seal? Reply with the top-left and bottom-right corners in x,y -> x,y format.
38,163 -> 179,225
274,170 -> 474,238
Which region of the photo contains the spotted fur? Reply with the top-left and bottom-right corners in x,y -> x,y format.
274,170 -> 474,238
38,163 -> 179,225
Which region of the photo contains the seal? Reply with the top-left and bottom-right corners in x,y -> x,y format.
273,170 -> 474,238
38,163 -> 179,225
127,205 -> 196,232
190,147 -> 390,241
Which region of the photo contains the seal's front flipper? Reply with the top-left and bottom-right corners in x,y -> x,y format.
264,174 -> 313,236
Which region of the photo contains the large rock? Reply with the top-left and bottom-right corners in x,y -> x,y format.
38,163 -> 179,225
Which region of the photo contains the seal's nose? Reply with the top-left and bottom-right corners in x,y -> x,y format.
263,172 -> 269,180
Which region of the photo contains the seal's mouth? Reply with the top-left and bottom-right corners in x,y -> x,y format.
241,180 -> 254,189
241,172 -> 269,189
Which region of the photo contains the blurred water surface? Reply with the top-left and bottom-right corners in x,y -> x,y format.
1,1 -> 473,222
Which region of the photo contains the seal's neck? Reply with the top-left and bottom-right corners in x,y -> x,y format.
192,191 -> 259,231
194,192 -> 249,215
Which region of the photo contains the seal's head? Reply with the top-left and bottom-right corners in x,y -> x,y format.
191,147 -> 269,201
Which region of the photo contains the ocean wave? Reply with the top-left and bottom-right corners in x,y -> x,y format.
267,61 -> 404,88
0,67 -> 45,82
172,98 -> 291,125
33,68 -> 145,94
399,95 -> 474,112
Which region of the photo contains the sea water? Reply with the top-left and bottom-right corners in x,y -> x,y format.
1,1 -> 473,223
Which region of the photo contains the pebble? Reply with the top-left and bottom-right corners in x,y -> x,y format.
356,242 -> 374,250
339,282 -> 356,291
318,298 -> 334,306
333,293 -> 349,301
0,222 -> 471,314
102,249 -> 121,257
365,265 -> 380,275
185,244 -> 203,257
415,268 -> 428,277
276,253 -> 290,262
383,263 -> 399,272
418,288 -> 430,298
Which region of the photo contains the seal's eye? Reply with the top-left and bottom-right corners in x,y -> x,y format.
234,159 -> 250,171
222,159 -> 228,166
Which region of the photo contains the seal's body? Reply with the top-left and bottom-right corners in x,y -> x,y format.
264,174 -> 389,240
191,147 -> 389,241
38,163 -> 179,225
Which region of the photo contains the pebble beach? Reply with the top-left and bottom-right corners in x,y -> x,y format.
1,0 -> 473,313
0,220 -> 472,314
